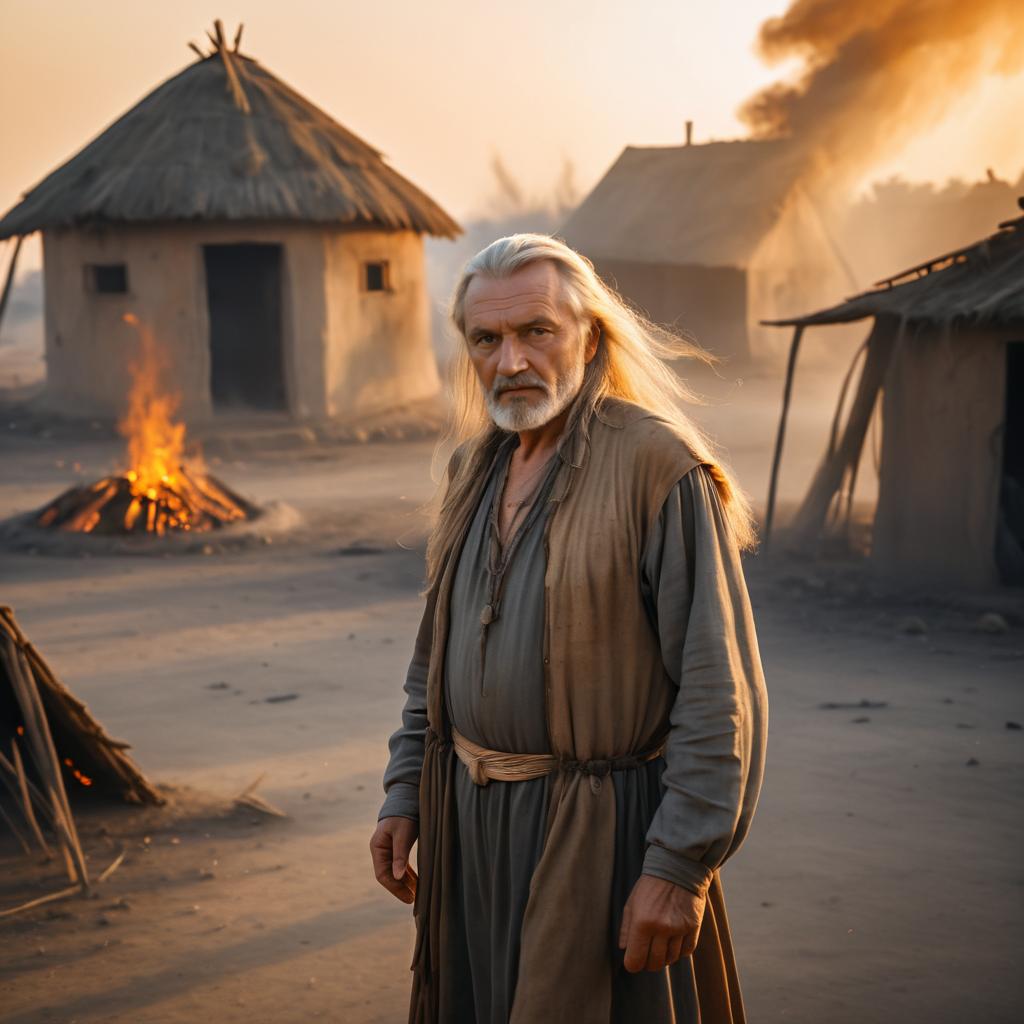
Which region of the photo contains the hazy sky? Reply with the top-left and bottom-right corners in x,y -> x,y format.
3,0 -> 1024,273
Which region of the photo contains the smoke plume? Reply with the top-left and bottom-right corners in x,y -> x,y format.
741,0 -> 1024,188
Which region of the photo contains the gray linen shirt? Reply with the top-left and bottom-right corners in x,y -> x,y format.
379,443 -> 767,894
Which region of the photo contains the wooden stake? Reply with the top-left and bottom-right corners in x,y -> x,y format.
0,884 -> 81,919
0,802 -> 33,856
0,850 -> 126,919
786,319 -> 898,553
826,340 -> 868,459
235,792 -> 287,818
11,739 -> 53,857
0,235 -> 24,339
764,324 -> 804,546
0,747 -> 50,822
48,785 -> 88,883
236,772 -> 266,801
97,848 -> 126,884
19,646 -> 88,873
234,773 -> 286,818
3,636 -> 89,887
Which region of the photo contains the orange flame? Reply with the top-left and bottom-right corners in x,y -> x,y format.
120,313 -> 200,500
103,314 -> 248,535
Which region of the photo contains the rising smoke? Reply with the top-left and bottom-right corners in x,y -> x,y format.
741,0 -> 1024,188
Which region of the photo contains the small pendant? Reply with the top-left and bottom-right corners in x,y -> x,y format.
480,604 -> 496,625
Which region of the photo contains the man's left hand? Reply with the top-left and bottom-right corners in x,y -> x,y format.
618,874 -> 706,973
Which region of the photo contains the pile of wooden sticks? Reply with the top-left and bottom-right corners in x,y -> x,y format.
0,606 -> 158,917
0,618 -> 90,888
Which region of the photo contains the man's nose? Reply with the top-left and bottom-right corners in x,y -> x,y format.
495,334 -> 529,378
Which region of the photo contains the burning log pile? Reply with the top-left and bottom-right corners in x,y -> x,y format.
34,467 -> 259,537
28,313 -> 261,539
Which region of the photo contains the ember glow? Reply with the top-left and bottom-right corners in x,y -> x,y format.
62,756 -> 93,788
33,314 -> 260,536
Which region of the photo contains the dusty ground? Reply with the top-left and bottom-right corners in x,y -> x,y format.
1,367 -> 1022,1023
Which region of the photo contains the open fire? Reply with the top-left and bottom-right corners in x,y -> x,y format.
32,314 -> 260,537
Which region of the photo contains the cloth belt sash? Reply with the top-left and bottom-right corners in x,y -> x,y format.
451,726 -> 666,787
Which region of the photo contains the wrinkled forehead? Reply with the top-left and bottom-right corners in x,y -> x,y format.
462,262 -> 575,333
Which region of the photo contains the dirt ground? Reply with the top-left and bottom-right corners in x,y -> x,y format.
1,367 -> 1022,1023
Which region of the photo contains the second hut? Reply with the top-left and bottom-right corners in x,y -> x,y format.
764,202 -> 1024,588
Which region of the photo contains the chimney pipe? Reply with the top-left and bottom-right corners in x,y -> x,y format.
685,120 -> 693,146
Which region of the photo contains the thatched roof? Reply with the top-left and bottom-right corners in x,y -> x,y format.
0,34 -> 460,239
559,139 -> 803,269
767,203 -> 1024,328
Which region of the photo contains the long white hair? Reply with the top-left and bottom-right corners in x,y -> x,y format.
427,233 -> 756,583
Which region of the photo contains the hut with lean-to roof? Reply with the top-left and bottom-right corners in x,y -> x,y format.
559,134 -> 847,362
764,201 -> 1024,588
0,23 -> 460,424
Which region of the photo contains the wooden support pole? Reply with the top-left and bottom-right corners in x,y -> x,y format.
826,339 -> 868,459
0,235 -> 25,340
0,884 -> 81,919
0,802 -> 33,856
764,324 -> 804,546
11,739 -> 53,857
0,850 -> 124,919
22,648 -> 89,887
786,319 -> 898,554
0,746 -> 57,827
3,636 -> 90,887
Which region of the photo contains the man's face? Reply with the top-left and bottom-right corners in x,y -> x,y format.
462,261 -> 597,432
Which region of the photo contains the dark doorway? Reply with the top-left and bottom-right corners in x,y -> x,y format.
996,341 -> 1024,584
204,244 -> 286,412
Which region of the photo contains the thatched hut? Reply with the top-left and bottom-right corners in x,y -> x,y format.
765,202 -> 1024,588
0,25 -> 460,424
559,137 -> 843,361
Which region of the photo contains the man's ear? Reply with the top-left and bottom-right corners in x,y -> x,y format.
584,320 -> 601,364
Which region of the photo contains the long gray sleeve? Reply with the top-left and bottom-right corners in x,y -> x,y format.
378,588 -> 434,822
639,464 -> 769,896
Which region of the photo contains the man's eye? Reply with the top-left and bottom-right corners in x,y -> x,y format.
475,335 -> 496,345
528,327 -> 549,337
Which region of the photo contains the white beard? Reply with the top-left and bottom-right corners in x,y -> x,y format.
484,359 -> 585,432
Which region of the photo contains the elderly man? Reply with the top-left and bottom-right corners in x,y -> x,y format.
370,234 -> 767,1024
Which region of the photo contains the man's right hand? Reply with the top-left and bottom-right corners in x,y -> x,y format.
370,816 -> 419,904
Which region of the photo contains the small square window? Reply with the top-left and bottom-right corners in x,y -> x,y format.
364,261 -> 390,292
86,263 -> 128,294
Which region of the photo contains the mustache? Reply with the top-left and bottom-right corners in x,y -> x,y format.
491,372 -> 549,397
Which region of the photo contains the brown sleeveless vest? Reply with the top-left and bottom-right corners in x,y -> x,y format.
410,398 -> 744,1023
